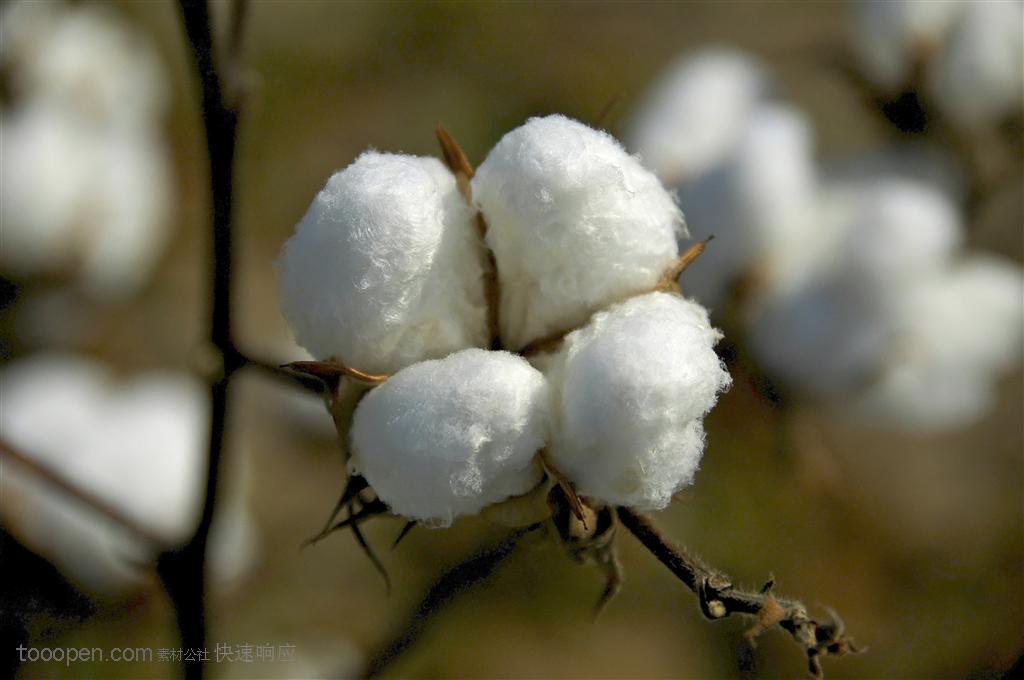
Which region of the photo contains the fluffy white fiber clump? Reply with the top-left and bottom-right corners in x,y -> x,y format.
679,103 -> 818,307
544,293 -> 731,510
279,152 -> 488,374
0,0 -> 173,300
350,349 -> 549,527
848,255 -> 1024,430
851,0 -> 1023,128
851,0 -> 963,92
627,48 -> 770,182
473,114 -> 683,351
0,354 -> 207,594
927,0 -> 1024,129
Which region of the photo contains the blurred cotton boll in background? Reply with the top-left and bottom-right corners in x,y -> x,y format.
626,48 -> 771,184
850,0 -> 964,94
0,0 -> 173,301
0,353 -> 258,597
674,103 -> 819,308
850,0 -> 1024,129
746,177 -> 1024,431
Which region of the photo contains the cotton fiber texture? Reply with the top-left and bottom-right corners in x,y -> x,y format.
543,293 -> 731,509
472,114 -> 683,351
279,152 -> 488,374
350,349 -> 550,527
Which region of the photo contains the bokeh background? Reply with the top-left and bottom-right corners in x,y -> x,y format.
2,1 -> 1022,678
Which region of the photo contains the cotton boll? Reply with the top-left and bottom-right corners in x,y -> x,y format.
833,178 -> 962,288
0,354 -> 209,595
473,115 -> 683,350
0,104 -> 174,298
10,2 -> 169,129
279,152 -> 488,374
851,0 -> 964,91
78,132 -> 173,299
627,48 -> 770,182
848,256 -> 1023,429
545,293 -> 731,510
679,104 -> 819,308
350,349 -> 549,527
928,0 -> 1024,128
747,275 -> 893,397
0,104 -> 96,277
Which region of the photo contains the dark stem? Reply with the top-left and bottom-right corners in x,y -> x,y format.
616,508 -> 857,678
159,2 -> 246,678
364,524 -> 541,678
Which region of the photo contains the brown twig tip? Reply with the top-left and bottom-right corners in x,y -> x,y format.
615,507 -> 858,678
436,124 -> 475,180
282,360 -> 389,385
657,236 -> 713,292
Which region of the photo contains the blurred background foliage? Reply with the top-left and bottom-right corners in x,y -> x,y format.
3,1 -> 1022,678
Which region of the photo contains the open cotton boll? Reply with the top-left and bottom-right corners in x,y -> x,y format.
10,2 -> 169,129
473,114 -> 683,350
833,178 -> 962,288
0,104 -> 174,298
350,349 -> 549,527
747,275 -> 893,397
78,131 -> 172,299
847,256 -> 1023,430
928,0 -> 1024,128
627,48 -> 770,182
679,104 -> 818,308
278,152 -> 488,374
851,0 -> 964,91
0,354 -> 209,595
0,104 -> 96,277
544,293 -> 730,510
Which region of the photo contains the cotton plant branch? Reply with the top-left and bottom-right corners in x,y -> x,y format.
615,508 -> 858,678
159,2 -> 247,678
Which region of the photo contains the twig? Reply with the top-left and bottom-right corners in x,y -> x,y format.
435,124 -> 502,349
364,524 -> 541,678
616,508 -> 857,678
0,440 -> 172,548
160,2 -> 247,678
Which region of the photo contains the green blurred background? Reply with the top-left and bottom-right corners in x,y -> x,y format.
8,1 -> 1023,678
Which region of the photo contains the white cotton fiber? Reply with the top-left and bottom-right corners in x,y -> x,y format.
0,354 -> 209,594
349,349 -> 549,526
679,103 -> 818,308
928,0 -> 1024,128
834,178 -> 962,287
627,48 -> 770,182
5,1 -> 169,128
847,255 -> 1024,430
851,0 -> 964,91
472,115 -> 683,350
278,152 -> 488,374
543,293 -> 731,510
